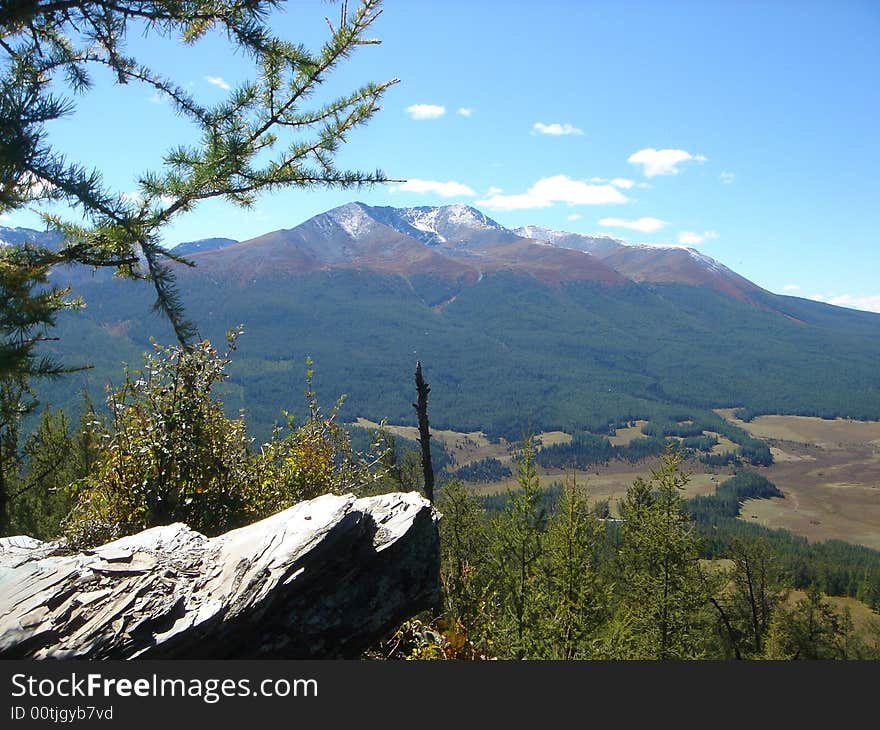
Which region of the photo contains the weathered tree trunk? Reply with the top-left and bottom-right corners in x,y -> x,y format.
0,491 -> 440,659
413,361 -> 435,503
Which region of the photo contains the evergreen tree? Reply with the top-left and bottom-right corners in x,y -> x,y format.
486,435 -> 547,659
0,378 -> 29,532
1,0 -> 396,376
0,249 -> 79,529
537,473 -> 608,659
714,538 -> 789,659
1,0 -> 397,535
765,585 -> 858,660
857,569 -> 880,612
5,405 -> 99,539
615,447 -> 712,659
437,480 -> 489,640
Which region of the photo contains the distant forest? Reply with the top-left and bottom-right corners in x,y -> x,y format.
36,270 -> 880,443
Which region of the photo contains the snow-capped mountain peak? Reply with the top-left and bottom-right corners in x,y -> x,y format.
514,225 -> 568,242
323,201 -> 381,239
314,202 -> 514,248
393,204 -> 508,246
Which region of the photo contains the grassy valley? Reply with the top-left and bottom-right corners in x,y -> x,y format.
392,409 -> 880,553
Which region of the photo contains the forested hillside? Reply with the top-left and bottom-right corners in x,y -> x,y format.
39,262 -> 880,441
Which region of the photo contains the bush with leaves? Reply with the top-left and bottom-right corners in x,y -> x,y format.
65,332 -> 389,547
370,616 -> 490,661
245,358 -> 390,520
65,331 -> 254,546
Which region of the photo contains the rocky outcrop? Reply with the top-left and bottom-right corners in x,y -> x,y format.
0,492 -> 440,659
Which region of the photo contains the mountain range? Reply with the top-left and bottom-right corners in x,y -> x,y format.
10,202 -> 880,440
166,202 -> 762,302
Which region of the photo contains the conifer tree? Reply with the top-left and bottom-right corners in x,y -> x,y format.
537,473 -> 608,659
4,404 -> 98,539
486,435 -> 547,659
1,0 -> 397,375
437,479 -> 489,638
1,0 -> 396,529
615,447 -> 712,659
713,538 -> 789,659
765,585 -> 857,660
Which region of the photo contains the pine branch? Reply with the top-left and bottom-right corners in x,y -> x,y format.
2,0 -> 394,362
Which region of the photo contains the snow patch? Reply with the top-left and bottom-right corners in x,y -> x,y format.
327,202 -> 378,239
515,226 -> 625,246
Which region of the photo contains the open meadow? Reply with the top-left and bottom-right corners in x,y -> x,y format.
711,411 -> 880,550
361,411 -> 880,550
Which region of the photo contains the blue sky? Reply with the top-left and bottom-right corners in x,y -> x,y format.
4,0 -> 879,311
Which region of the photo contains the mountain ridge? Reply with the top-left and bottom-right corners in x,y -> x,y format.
0,205 -> 833,312
8,204 -> 880,441
172,202 -> 776,302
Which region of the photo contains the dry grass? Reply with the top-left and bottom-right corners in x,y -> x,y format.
714,411 -> 880,550
608,420 -> 649,446
534,431 -> 573,448
467,458 -> 721,517
353,417 -> 512,469
358,411 -> 880,552
715,409 -> 880,448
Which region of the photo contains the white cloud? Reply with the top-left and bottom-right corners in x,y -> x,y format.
783,284 -> 801,292
457,107 -> 473,117
476,175 -> 629,210
0,213 -> 11,223
532,122 -> 584,136
610,178 -> 635,189
148,91 -> 167,104
567,214 -> 582,221
676,230 -> 719,245
406,104 -> 446,120
486,186 -> 504,196
811,294 -> 880,314
392,179 -> 476,197
720,171 -> 736,184
676,231 -> 703,245
600,217 -> 668,233
204,75 -> 231,91
628,148 -> 706,177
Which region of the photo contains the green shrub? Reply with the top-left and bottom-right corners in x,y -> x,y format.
65,333 -> 389,547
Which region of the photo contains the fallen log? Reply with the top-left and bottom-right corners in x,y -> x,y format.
0,491 -> 440,659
